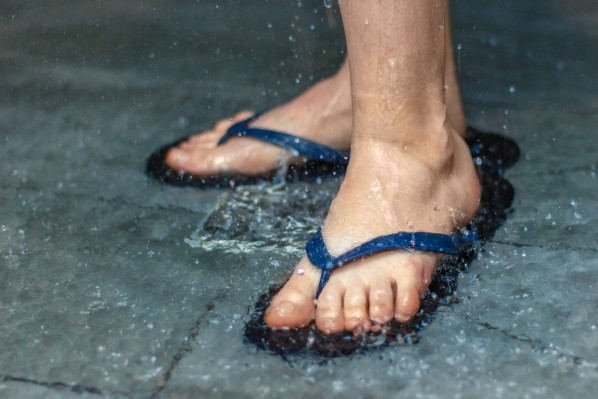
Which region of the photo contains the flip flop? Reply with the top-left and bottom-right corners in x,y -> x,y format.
465,127 -> 520,175
145,112 -> 349,189
244,131 -> 519,357
307,228 -> 477,298
146,112 -> 519,189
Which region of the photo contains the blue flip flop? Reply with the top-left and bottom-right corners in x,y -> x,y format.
306,228 -> 477,298
146,112 -> 518,189
145,112 -> 349,189
465,127 -> 520,175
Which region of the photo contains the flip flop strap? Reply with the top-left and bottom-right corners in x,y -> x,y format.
218,113 -> 349,165
306,229 -> 477,298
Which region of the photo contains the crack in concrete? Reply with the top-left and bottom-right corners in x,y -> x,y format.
0,374 -> 131,398
1,184 -> 213,217
455,311 -> 598,372
149,288 -> 230,399
489,238 -> 598,253
508,163 -> 596,178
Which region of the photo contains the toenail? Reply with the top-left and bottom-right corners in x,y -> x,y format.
173,151 -> 188,162
395,313 -> 411,322
321,318 -> 336,330
270,301 -> 296,316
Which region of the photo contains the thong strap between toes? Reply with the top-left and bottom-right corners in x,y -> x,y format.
306,228 -> 477,298
218,112 -> 350,165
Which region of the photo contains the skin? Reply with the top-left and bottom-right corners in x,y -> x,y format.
166,0 -> 480,333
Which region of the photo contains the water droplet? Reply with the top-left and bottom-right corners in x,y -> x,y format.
177,116 -> 188,128
323,0 -> 333,8
297,268 -> 305,275
409,235 -> 416,248
267,22 -> 272,29
509,86 -> 516,93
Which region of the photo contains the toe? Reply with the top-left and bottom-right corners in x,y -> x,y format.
315,282 -> 346,334
368,278 -> 394,325
232,110 -> 255,121
265,286 -> 314,329
343,283 -> 370,332
165,148 -> 191,170
265,259 -> 318,329
213,110 -> 253,133
394,278 -> 421,322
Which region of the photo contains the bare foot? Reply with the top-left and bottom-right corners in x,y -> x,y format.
165,63 -> 352,176
264,123 -> 481,333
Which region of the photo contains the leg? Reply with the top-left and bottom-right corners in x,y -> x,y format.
164,3 -> 465,178
265,0 -> 480,333
165,60 -> 352,176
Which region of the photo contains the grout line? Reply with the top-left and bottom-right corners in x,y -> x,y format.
488,239 -> 598,254
455,312 -> 598,372
0,374 -> 131,398
506,163 -> 596,179
0,183 -> 215,217
149,288 -> 230,399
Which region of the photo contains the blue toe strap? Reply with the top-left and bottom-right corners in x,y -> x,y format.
218,112 -> 349,165
306,228 -> 477,298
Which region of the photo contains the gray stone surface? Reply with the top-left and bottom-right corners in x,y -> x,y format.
1,0 -> 596,398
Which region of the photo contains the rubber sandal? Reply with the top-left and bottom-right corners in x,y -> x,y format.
307,228 -> 477,298
465,127 -> 520,175
146,110 -> 518,189
145,112 -> 349,189
243,131 -> 519,357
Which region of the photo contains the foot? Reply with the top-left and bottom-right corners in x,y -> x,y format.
264,123 -> 481,333
165,65 -> 352,176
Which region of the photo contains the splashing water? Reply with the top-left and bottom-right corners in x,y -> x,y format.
185,181 -> 338,254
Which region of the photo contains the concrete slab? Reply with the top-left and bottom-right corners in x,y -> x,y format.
0,0 -> 596,398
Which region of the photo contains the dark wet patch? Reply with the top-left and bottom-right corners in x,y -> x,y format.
145,126 -> 518,190
145,134 -> 347,189
243,130 -> 519,358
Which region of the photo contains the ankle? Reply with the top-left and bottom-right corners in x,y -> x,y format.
351,115 -> 458,173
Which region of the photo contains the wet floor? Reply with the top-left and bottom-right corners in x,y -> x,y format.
1,0 -> 597,398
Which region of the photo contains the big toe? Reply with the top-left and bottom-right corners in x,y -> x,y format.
165,147 -> 214,174
265,262 -> 318,329
265,289 -> 314,329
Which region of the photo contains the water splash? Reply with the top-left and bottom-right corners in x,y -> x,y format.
185,182 -> 338,254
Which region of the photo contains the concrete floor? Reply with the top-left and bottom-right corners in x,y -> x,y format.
1,0 -> 597,398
